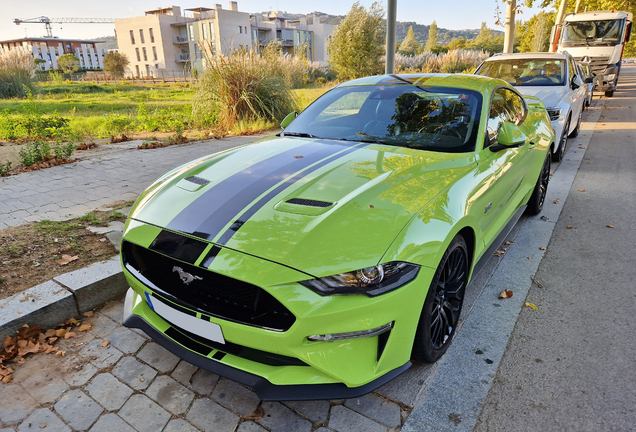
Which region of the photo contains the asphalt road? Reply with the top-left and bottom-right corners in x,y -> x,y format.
474,66 -> 636,431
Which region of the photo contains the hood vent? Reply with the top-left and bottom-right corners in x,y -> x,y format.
185,176 -> 210,186
286,198 -> 333,208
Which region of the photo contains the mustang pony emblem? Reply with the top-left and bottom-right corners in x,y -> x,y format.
172,266 -> 203,285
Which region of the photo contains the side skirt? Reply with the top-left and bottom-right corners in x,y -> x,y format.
472,205 -> 526,278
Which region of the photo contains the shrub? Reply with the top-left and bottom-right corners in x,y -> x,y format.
57,54 -> 80,74
19,141 -> 51,166
0,48 -> 34,98
53,142 -> 75,159
103,52 -> 130,78
393,50 -> 489,74
0,161 -> 12,177
194,48 -> 296,131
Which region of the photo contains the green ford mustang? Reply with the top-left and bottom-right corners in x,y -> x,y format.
120,74 -> 555,400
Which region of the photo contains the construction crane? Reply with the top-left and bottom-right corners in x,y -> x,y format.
13,17 -> 116,38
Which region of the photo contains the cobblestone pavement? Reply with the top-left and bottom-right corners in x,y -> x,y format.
0,136 -> 269,229
0,298 -> 417,432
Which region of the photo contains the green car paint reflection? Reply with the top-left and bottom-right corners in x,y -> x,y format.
120,74 -> 554,401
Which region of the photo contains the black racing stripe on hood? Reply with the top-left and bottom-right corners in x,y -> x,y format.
149,229 -> 208,264
166,140 -> 354,241
215,142 -> 365,246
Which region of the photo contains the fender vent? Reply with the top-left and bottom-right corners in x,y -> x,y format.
286,198 -> 333,208
185,176 -> 210,186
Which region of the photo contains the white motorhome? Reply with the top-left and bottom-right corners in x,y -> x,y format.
557,11 -> 633,97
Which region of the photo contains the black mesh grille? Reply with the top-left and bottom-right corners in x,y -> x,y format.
122,241 -> 296,331
286,198 -> 333,208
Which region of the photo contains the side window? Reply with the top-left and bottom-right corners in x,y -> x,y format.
486,88 -> 527,146
568,58 -> 576,83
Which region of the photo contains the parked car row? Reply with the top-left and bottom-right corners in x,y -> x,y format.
118,52 -> 594,400
474,51 -> 594,162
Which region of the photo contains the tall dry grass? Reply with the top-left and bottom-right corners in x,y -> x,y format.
193,44 -> 298,131
0,48 -> 34,98
394,50 -> 490,74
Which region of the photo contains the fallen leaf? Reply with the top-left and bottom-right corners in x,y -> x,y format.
527,256 -> 532,259
494,250 -> 505,257
55,255 -> 79,266
44,329 -> 56,338
83,311 -> 94,317
39,424 -> 47,429
499,289 -> 513,299
606,225 -> 614,228
55,329 -> 67,338
55,351 -> 66,357
566,225 -> 574,229
381,400 -> 389,406
553,200 -> 559,204
539,247 -> 546,250
78,324 -> 92,332
2,375 -> 12,384
578,189 -> 586,192
505,241 -> 513,245
525,302 -> 539,311
101,340 -> 110,347
63,332 -> 77,340
139,377 -> 145,382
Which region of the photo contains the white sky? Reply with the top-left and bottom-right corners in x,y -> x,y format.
0,0 -> 550,41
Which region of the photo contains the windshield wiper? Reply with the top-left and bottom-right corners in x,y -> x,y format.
282,132 -> 320,138
338,136 -> 387,144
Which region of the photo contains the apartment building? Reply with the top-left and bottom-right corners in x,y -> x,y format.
0,37 -> 104,70
114,2 -> 335,78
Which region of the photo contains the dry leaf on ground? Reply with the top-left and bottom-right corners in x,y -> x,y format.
55,255 -> 79,266
525,302 -> 539,310
606,225 -> 614,228
82,311 -> 94,317
494,250 -> 505,257
78,324 -> 92,332
499,289 -> 513,299
566,225 -> 574,229
539,247 -> 546,250
101,340 -> 110,347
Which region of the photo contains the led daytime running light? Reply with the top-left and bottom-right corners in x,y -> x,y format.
308,322 -> 394,342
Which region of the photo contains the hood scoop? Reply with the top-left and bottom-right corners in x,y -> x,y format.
176,176 -> 211,192
275,198 -> 335,216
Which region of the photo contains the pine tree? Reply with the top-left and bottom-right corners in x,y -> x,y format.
398,26 -> 421,57
425,21 -> 439,52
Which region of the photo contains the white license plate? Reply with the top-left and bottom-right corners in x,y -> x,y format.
146,294 -> 225,344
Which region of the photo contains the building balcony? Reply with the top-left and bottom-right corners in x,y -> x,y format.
175,53 -> 190,62
173,36 -> 189,44
279,39 -> 293,47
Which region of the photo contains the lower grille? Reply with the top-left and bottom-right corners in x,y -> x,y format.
122,241 -> 296,331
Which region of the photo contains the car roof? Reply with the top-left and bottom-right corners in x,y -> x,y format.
337,73 -> 504,94
485,52 -> 570,61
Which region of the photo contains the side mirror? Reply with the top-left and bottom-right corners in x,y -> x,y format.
489,122 -> 527,152
584,76 -> 594,84
280,111 -> 297,129
571,75 -> 584,89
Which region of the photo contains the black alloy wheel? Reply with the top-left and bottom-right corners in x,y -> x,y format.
412,235 -> 468,363
526,153 -> 551,216
552,116 -> 569,162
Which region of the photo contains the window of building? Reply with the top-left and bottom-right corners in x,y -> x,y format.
142,47 -> 148,61
238,26 -> 242,34
135,48 -> 140,61
140,29 -> 145,44
152,46 -> 157,61
189,24 -> 194,41
130,30 -> 135,44
210,23 -> 215,40
149,28 -> 155,43
146,64 -> 151,77
202,23 -> 208,40
135,65 -> 140,77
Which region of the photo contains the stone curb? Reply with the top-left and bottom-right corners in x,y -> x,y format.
0,256 -> 127,340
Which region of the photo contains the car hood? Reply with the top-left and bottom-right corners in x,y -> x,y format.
130,137 -> 475,277
516,85 -> 569,108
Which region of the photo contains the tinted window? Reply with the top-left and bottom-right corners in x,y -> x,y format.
561,19 -> 624,45
486,88 -> 527,145
284,85 -> 483,153
477,59 -> 566,87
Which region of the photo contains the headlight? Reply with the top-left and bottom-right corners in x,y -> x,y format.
545,106 -> 562,121
604,74 -> 616,82
300,262 -> 420,297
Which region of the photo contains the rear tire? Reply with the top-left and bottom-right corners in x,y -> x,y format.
605,89 -> 614,97
526,153 -> 551,216
412,236 -> 468,363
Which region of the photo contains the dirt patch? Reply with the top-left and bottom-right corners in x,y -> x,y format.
0,205 -> 130,300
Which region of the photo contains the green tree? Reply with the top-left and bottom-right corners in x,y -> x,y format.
57,53 -> 80,73
517,11 -> 555,52
425,21 -> 439,51
467,22 -> 504,54
103,52 -> 130,78
399,26 -> 422,56
327,2 -> 386,80
448,38 -> 467,50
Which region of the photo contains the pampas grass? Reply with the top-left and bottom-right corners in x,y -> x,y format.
0,48 -> 34,98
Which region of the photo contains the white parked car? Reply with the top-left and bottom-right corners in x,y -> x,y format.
475,52 -> 591,161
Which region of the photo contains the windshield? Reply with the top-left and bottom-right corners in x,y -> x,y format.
283,85 -> 483,153
477,59 -> 565,87
561,19 -> 624,46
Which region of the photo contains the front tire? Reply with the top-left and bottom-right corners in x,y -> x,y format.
552,116 -> 569,162
412,235 -> 468,363
526,153 -> 551,216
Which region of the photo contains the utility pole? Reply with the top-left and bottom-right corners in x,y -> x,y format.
503,0 -> 516,53
550,0 -> 569,52
385,0 -> 397,74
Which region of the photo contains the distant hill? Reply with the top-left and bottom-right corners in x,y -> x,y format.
266,11 -> 502,45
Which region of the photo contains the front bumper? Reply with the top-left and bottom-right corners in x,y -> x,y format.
123,288 -> 411,400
